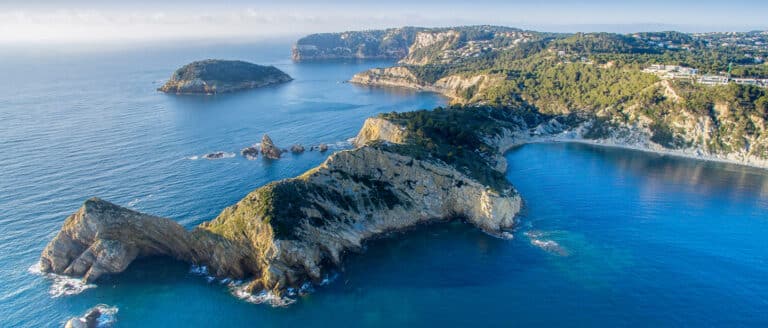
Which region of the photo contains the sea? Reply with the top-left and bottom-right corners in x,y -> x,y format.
0,40 -> 766,327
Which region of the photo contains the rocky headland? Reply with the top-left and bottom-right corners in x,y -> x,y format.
39,106 -> 531,301
158,60 -> 292,94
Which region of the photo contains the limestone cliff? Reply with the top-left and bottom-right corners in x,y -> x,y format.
158,60 -> 292,94
351,66 -> 502,103
39,198 -> 198,282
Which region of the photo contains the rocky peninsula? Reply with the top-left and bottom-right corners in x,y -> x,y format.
158,60 -> 292,94
39,106 -> 530,300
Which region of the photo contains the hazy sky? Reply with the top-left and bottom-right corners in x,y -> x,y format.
1,0 -> 766,43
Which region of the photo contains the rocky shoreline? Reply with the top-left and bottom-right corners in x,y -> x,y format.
351,71 -> 768,169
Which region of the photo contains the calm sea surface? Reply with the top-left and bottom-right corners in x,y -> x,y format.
1,41 -> 766,327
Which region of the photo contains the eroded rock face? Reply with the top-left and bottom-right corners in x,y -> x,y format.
350,67 -> 501,103
158,60 -> 292,94
261,134 -> 282,159
39,198 -> 197,282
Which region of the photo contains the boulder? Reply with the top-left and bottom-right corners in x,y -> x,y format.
290,144 -> 305,153
241,145 -> 260,160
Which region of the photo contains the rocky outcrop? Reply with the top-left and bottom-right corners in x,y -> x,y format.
350,67 -> 425,90
158,60 -> 292,94
64,304 -> 117,328
261,134 -> 282,159
352,117 -> 408,147
241,145 -> 260,160
39,198 -> 197,283
290,144 -> 305,153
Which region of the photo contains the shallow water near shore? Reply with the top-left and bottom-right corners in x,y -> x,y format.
2,41 -> 768,327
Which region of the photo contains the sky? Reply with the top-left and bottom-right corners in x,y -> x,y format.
1,0 -> 766,43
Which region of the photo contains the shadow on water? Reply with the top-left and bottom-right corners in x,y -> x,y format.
333,221 -> 540,290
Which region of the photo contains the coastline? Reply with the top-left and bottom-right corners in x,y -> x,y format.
546,138 -> 768,170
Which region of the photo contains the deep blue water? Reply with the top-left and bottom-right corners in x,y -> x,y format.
2,42 -> 768,327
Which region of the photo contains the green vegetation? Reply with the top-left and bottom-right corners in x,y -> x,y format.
172,60 -> 289,83
371,28 -> 768,156
379,106 -> 530,192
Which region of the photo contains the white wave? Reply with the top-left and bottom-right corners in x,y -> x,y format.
524,231 -> 569,256
229,283 -> 296,307
202,151 -> 236,160
330,140 -> 353,150
500,231 -> 515,240
126,194 -> 153,208
319,272 -> 339,286
187,155 -> 200,160
28,263 -> 96,298
94,305 -> 119,327
189,264 -> 209,275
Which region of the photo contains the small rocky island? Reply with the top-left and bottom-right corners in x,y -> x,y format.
158,59 -> 292,94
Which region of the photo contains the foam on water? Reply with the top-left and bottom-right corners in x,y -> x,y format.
525,231 -> 569,256
188,264 -> 339,307
127,194 -> 153,208
229,282 -> 296,307
202,152 -> 236,160
28,263 -> 96,298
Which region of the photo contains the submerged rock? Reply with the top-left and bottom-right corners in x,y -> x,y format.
261,134 -> 282,159
64,304 -> 117,328
158,59 -> 292,94
290,144 -> 305,154
202,152 -> 231,160
241,145 -> 260,160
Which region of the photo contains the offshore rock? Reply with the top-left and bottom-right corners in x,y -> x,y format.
261,134 -> 282,159
290,144 -> 306,153
64,304 -> 117,328
241,145 -> 260,160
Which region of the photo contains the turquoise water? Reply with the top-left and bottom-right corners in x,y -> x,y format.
2,42 -> 768,327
